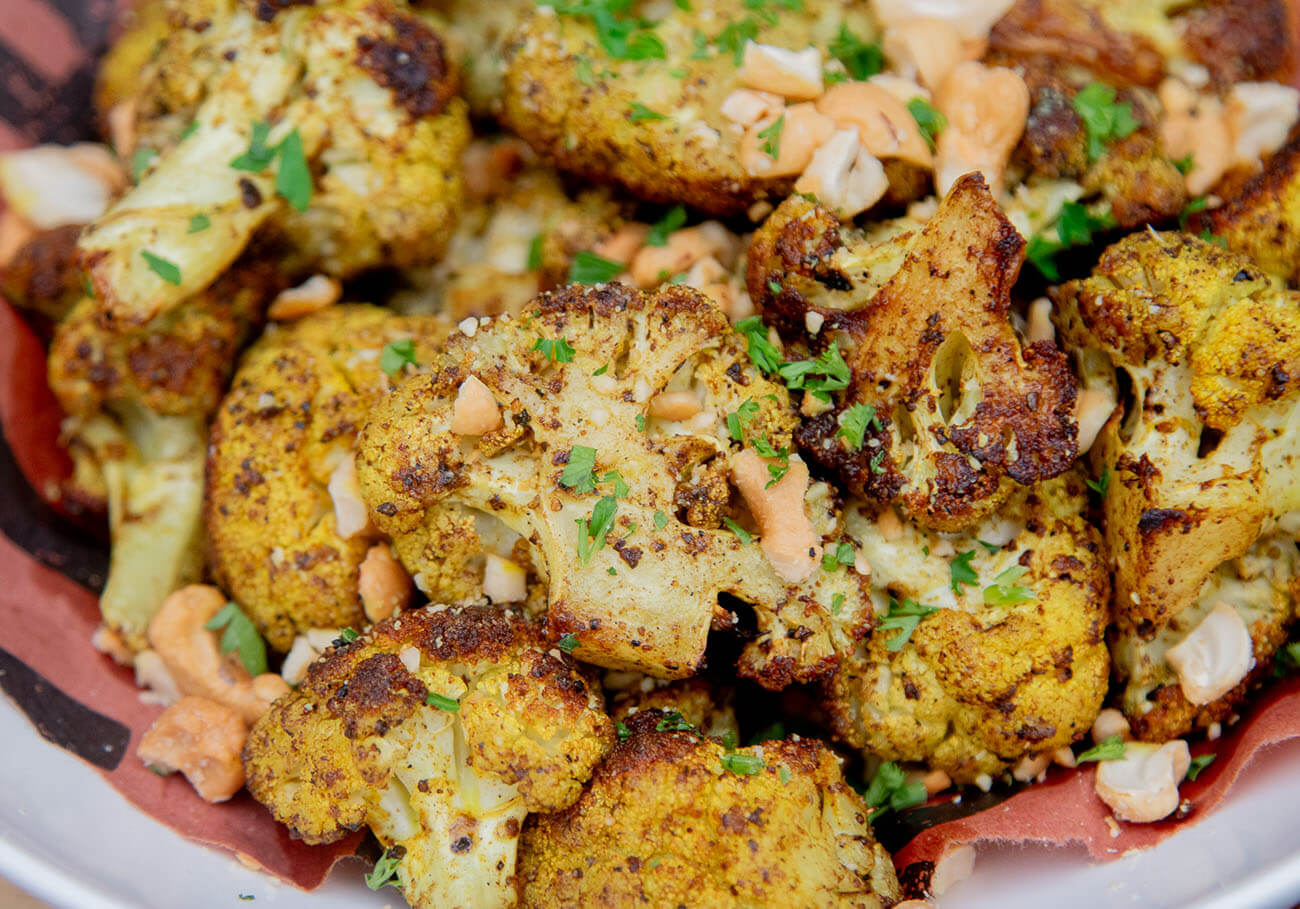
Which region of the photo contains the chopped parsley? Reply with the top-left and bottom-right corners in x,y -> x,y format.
720,752 -> 764,775
983,564 -> 1035,606
131,148 -> 158,181
869,450 -> 885,474
557,632 -> 581,653
568,249 -> 624,284
338,627 -> 360,643
617,721 -> 632,742
1073,81 -> 1140,162
274,128 -> 311,211
950,550 -> 979,595
380,339 -> 418,378
720,729 -> 739,751
141,250 -> 181,286
878,597 -> 938,652
907,98 -> 946,150
749,721 -> 785,744
553,1 -> 665,60
593,363 -> 609,375
425,692 -> 461,712
532,336 -> 577,362
757,114 -> 785,161
715,17 -> 761,64
187,213 -> 211,234
778,766 -> 792,785
601,470 -> 631,498
628,102 -> 668,122
832,592 -> 846,616
727,399 -> 760,442
828,25 -> 883,80
734,316 -> 783,374
527,234 -> 544,270
779,341 -> 850,402
1186,753 -> 1216,781
230,121 -> 277,171
1179,194 -> 1211,228
822,541 -> 855,572
752,436 -> 790,486
655,709 -> 694,732
364,847 -> 403,890
1076,734 -> 1126,763
1086,466 -> 1111,497
203,602 -> 268,677
653,510 -> 668,530
560,445 -> 599,493
1026,202 -> 1115,280
836,402 -> 880,450
646,205 -> 687,246
1173,153 -> 1195,175
180,121 -> 199,140
636,414 -> 648,432
576,496 -> 619,563
722,517 -> 752,544
862,761 -> 927,822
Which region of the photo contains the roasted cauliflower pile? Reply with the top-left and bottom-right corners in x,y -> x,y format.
243,604 -> 614,907
516,709 -> 901,907
1052,230 -> 1300,739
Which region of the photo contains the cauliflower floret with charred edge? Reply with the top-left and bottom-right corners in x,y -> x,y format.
500,1 -> 920,217
80,0 -> 469,328
357,283 -> 876,685
824,472 -> 1109,782
747,173 -> 1078,532
412,0 -> 534,116
1,225 -> 87,323
243,603 -> 614,909
1052,230 -> 1300,736
206,304 -> 447,651
517,709 -> 901,908
605,674 -> 739,741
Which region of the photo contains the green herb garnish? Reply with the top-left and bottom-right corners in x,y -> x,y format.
203,602 -> 268,676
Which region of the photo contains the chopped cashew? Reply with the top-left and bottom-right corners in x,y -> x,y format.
876,508 -> 904,541
280,634 -> 319,686
629,222 -> 740,288
106,101 -> 137,160
134,649 -> 182,707
934,62 -> 1029,196
482,552 -> 528,604
931,843 -> 977,895
1074,387 -> 1115,456
874,0 -> 1017,42
738,42 -> 824,100
731,449 -> 821,583
1226,82 -> 1300,166
794,129 -> 890,219
1159,79 -> 1232,195
1091,707 -> 1132,744
883,18 -> 964,91
0,144 -> 125,229
922,768 -> 953,795
593,223 -> 651,265
1166,601 -> 1255,706
450,375 -> 503,436
815,82 -> 933,169
683,255 -> 738,312
91,624 -> 135,666
267,275 -> 342,321
359,543 -> 413,623
1012,752 -> 1052,782
720,89 -> 785,128
648,390 -> 704,421
137,696 -> 247,803
328,452 -> 373,539
146,585 -> 286,725
740,104 -> 836,178
1094,740 -> 1191,823
1053,746 -> 1077,768
1025,297 -> 1054,345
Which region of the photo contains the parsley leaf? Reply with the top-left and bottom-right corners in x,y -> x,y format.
365,847 -> 403,891
560,445 -> 599,493
380,339 -> 418,378
557,632 -> 581,653
1073,81 -> 1139,161
653,510 -> 668,530
722,517 -> 752,544
274,128 -> 312,212
1173,153 -> 1195,175
837,403 -> 879,450
983,564 -> 1035,606
715,17 -> 761,64
141,250 -> 181,286
1186,753 -> 1216,781
425,692 -> 461,711
829,25 -> 883,80
230,122 -> 276,171
527,234 -> 544,270
646,205 -> 687,246
655,709 -> 694,731
338,627 -> 360,644
735,316 -> 783,374
616,721 -> 632,742
832,592 -> 846,616
779,341 -> 850,401
950,550 -> 979,595
568,249 -> 623,284
822,541 -> 855,572
187,213 -> 211,234
1026,202 -> 1115,279
1179,194 -> 1210,229
878,597 -> 938,651
1086,466 -> 1111,497
554,2 -> 664,60
131,148 -> 158,181
576,496 -> 619,563
757,114 -> 785,160
720,752 -> 764,775
862,761 -> 927,822
628,102 -> 667,122
1076,734 -> 1126,763
907,98 -> 946,149
203,602 -> 268,676
727,399 -> 760,442
533,336 -> 577,362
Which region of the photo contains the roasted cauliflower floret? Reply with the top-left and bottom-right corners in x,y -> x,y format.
605,674 -> 739,741
80,0 -> 469,328
357,283 -> 876,684
748,173 -> 1078,532
517,709 -> 901,908
243,604 -> 614,909
500,1 -> 889,216
206,304 -> 446,651
413,0 -> 533,116
1053,230 -> 1300,736
824,472 -> 1109,783
0,225 -> 86,323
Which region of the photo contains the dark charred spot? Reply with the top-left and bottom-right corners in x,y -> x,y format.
239,178 -> 263,209
1017,722 -> 1056,742
356,14 -> 456,119
613,539 -> 643,568
1137,507 -> 1191,536
450,836 -> 473,853
233,459 -> 265,495
254,0 -> 313,22
376,502 -> 398,517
